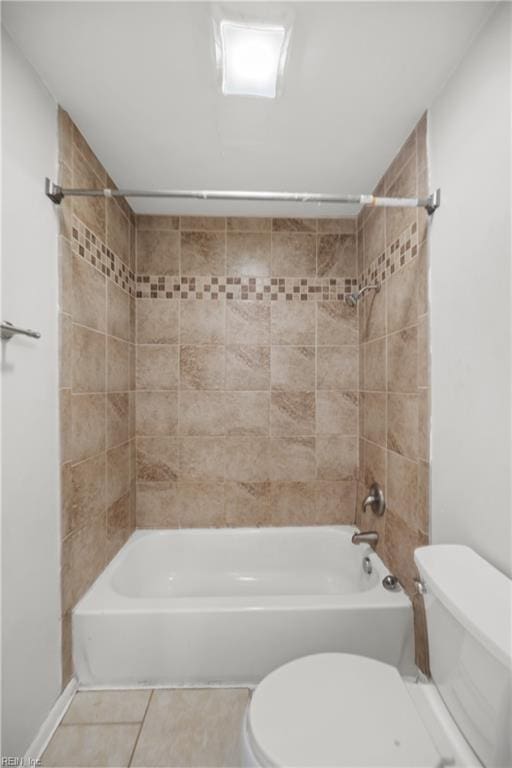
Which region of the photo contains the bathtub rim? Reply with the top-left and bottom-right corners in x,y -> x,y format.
74,525 -> 410,614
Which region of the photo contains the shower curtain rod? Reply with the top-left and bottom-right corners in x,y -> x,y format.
45,178 -> 441,214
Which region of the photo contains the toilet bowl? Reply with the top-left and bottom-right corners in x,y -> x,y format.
241,545 -> 512,768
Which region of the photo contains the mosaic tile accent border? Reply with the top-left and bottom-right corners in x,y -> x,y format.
359,221 -> 419,289
135,275 -> 358,301
72,216 -> 357,301
71,217 -> 135,295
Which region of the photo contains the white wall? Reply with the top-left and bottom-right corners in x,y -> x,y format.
429,3 -> 511,577
1,29 -> 61,755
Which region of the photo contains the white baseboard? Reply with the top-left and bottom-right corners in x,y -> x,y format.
24,677 -> 78,762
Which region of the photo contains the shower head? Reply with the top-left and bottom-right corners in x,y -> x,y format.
345,283 -> 381,307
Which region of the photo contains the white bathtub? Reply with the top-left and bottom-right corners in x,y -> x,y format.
73,526 -> 414,688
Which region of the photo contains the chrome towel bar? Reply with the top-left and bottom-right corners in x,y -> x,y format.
1,321 -> 41,340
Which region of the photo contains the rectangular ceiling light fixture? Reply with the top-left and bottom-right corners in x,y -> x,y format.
220,20 -> 288,98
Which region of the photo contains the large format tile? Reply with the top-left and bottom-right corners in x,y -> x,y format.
226,232 -> 271,276
42,723 -> 138,767
137,230 -> 180,275
63,690 -> 151,724
131,689 -> 249,768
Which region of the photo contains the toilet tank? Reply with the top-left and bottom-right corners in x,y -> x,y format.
415,545 -> 512,768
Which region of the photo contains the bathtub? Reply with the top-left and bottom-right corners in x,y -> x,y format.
73,526 -> 414,688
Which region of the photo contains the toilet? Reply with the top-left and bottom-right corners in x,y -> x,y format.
242,544 -> 512,767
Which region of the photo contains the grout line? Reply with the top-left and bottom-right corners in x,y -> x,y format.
128,689 -> 154,767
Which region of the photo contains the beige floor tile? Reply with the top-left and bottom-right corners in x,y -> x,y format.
63,690 -> 151,724
41,723 -> 139,767
131,688 -> 249,767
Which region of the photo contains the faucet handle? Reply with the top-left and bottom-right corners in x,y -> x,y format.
362,483 -> 386,516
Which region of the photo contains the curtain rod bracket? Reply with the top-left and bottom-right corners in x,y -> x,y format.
45,177 -> 64,205
426,188 -> 441,215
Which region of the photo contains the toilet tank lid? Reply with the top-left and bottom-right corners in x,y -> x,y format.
415,545 -> 512,669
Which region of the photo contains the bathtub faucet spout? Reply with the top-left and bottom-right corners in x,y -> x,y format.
352,531 -> 379,548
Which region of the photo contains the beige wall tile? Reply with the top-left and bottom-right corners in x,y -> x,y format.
314,481 -> 356,524
387,326 -> 418,393
316,391 -> 358,435
384,127 -> 416,193
107,392 -> 130,448
224,437 -> 269,482
180,300 -> 225,344
137,230 -> 180,275
180,345 -> 225,390
317,301 -> 358,345
61,612 -> 73,687
136,437 -> 179,482
272,218 -> 317,232
270,392 -> 315,436
71,393 -> 105,463
107,282 -> 131,341
68,512 -> 106,604
418,388 -> 430,462
181,232 -> 226,275
72,256 -> 106,332
225,391 -> 269,436
362,337 -> 387,392
179,391 -> 226,436
70,454 -> 106,531
363,208 -> 386,269
106,199 -> 130,266
417,314 -> 429,388
384,510 -> 426,596
73,124 -> 107,184
271,346 -> 315,391
136,391 -> 178,436
270,482 -> 315,524
317,346 -> 358,390
361,438 -> 387,491
137,215 -> 179,230
317,234 -> 357,277
386,157 -> 417,245
387,260 -> 417,333
137,299 -> 179,344
225,345 -> 270,390
107,336 -> 131,392
270,302 -> 315,345
106,492 -> 131,562
72,324 -> 105,393
417,240 -> 429,317
227,217 -> 271,232
136,345 -> 179,390
107,442 -> 130,506
60,388 -> 72,463
316,436 -> 358,480
226,302 -> 270,345
387,450 -> 418,527
61,462 -> 73,539
317,218 -> 355,234
180,216 -> 226,231
58,108 -> 73,166
360,282 -> 387,342
224,482 -> 271,526
72,147 -> 106,240
361,391 -> 387,446
387,393 -> 418,460
179,437 -> 225,482
59,313 -> 73,389
269,437 -> 316,481
136,482 -> 179,527
417,460 -> 430,535
271,233 -> 316,276
59,236 -> 73,314
177,482 -> 225,527
226,232 -> 271,276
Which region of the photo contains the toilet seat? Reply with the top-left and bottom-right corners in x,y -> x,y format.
246,653 -> 442,768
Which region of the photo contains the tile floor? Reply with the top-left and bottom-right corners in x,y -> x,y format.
42,688 -> 250,767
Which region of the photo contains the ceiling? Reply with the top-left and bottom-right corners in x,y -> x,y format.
3,1 -> 493,217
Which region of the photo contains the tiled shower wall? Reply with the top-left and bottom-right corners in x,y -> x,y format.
58,109 -> 136,685
355,113 -> 431,670
134,217 -> 361,528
